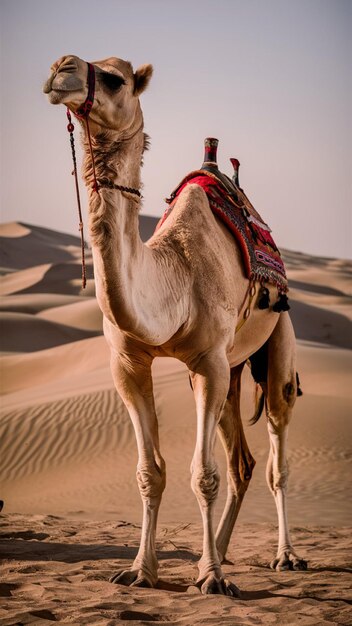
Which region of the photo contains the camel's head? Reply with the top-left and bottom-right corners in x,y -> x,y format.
43,54 -> 153,133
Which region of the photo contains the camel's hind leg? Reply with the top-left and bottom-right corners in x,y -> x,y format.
215,363 -> 256,562
109,350 -> 166,588
265,313 -> 307,571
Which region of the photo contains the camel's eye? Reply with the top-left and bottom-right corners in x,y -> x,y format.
100,72 -> 125,91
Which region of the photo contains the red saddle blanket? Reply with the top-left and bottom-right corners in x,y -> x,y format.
156,170 -> 288,293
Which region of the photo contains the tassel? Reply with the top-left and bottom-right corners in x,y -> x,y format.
273,292 -> 290,312
258,286 -> 270,309
296,372 -> 303,396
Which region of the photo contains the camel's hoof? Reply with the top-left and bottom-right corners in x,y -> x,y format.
292,557 -> 308,571
271,553 -> 308,571
131,576 -> 154,588
271,556 -> 292,571
109,568 -> 156,588
198,575 -> 241,597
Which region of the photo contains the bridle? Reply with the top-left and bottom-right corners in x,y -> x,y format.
74,62 -> 96,119
65,62 -> 141,288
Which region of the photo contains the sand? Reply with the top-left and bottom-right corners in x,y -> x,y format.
1,221 -> 351,625
1,516 -> 351,625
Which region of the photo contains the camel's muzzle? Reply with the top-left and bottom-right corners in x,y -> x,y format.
43,56 -> 90,105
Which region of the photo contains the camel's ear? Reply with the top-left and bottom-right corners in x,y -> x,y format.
133,64 -> 153,95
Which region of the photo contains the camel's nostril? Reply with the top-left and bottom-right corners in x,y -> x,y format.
57,56 -> 78,74
58,62 -> 77,74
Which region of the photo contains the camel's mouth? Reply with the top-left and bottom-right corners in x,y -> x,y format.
44,73 -> 83,89
45,87 -> 83,106
49,86 -> 82,92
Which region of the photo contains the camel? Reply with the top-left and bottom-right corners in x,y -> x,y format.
43,54 -> 307,596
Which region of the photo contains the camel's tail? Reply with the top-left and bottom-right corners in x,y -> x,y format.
249,386 -> 265,425
248,342 -> 267,425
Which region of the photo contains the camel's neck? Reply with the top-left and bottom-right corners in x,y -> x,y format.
80,114 -> 190,345
81,116 -> 147,332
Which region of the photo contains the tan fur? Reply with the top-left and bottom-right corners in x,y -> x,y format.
44,55 -> 307,594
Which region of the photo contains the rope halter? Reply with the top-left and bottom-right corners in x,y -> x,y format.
65,62 -> 142,288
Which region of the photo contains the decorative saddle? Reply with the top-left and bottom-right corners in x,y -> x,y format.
156,138 -> 289,312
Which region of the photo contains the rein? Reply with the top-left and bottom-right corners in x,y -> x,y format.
66,108 -> 87,288
65,62 -> 141,288
65,61 -> 96,289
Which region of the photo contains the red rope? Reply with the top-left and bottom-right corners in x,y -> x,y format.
64,63 -> 99,289
73,63 -> 99,193
66,108 -> 87,289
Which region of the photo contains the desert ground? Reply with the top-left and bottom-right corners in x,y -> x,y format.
1,221 -> 351,625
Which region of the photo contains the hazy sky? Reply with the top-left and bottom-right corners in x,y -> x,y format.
1,0 -> 351,258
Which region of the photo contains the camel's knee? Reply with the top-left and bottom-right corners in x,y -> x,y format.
191,463 -> 220,506
266,400 -> 293,431
227,451 -> 255,496
283,381 -> 296,405
226,471 -> 250,502
267,377 -> 296,429
267,463 -> 289,494
136,459 -> 166,502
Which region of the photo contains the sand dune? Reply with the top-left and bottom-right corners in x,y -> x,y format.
0,217 -> 157,273
0,311 -> 98,353
1,222 -> 351,625
37,297 -> 103,332
0,293 -> 85,314
288,299 -> 352,349
1,336 -> 110,396
0,263 -> 53,296
0,222 -> 85,270
282,250 -> 352,348
282,250 -> 352,297
0,222 -> 31,238
12,262 -> 94,296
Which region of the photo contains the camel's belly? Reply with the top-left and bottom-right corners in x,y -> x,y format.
226,286 -> 280,366
147,299 -> 280,368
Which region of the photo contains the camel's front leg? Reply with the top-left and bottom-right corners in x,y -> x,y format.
109,351 -> 165,588
190,351 -> 240,597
